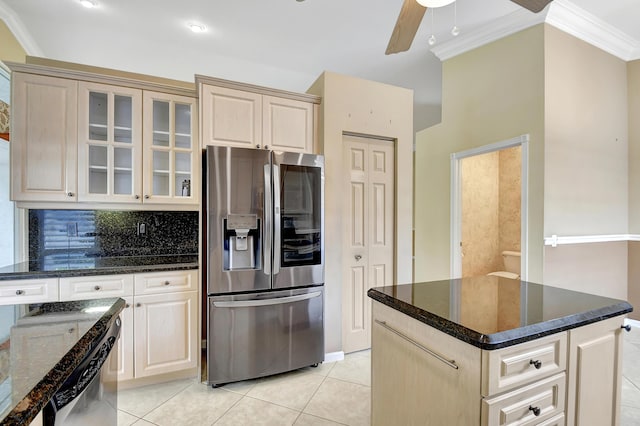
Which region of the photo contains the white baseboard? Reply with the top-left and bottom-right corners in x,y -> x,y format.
324,351 -> 345,363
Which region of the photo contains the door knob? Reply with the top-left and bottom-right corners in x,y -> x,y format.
355,255 -> 362,261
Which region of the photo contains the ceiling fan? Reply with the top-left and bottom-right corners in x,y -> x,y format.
386,0 -> 554,54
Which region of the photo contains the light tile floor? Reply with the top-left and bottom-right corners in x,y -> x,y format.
118,350 -> 371,426
118,328 -> 640,426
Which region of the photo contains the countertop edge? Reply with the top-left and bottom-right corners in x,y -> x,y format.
0,263 -> 199,281
367,288 -> 633,350
1,298 -> 126,426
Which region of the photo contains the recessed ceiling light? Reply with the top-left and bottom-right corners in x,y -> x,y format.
188,23 -> 206,33
80,0 -> 97,8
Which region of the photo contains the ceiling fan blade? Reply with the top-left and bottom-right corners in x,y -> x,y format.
386,0 -> 427,55
510,0 -> 554,13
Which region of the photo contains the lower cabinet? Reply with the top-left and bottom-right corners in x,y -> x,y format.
58,270 -> 198,382
371,301 -> 626,426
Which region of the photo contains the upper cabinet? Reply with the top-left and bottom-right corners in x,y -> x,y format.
11,73 -> 78,202
8,62 -> 199,209
198,76 -> 319,153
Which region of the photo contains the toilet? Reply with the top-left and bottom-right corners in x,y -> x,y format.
488,250 -> 521,279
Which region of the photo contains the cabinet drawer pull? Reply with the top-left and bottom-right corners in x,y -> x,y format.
68,328 -> 75,334
530,359 -> 542,369
144,195 -> 150,199
622,324 -> 632,332
374,319 -> 458,370
529,405 -> 541,416
136,303 -> 142,307
15,289 -> 25,295
67,192 -> 74,197
125,303 -> 131,308
94,285 -> 101,291
164,280 -> 171,286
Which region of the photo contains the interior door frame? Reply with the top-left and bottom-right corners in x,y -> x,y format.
450,134 -> 529,280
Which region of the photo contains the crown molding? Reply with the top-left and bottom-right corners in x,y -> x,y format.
431,0 -> 640,62
0,0 -> 43,56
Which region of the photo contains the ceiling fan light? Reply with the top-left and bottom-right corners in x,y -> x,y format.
416,0 -> 455,8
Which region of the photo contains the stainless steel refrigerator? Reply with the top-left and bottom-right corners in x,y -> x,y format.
205,145 -> 324,386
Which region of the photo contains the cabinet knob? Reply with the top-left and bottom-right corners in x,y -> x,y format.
67,192 -> 74,197
136,303 -> 142,307
94,285 -> 101,291
264,145 -> 269,150
529,359 -> 542,369
135,195 -> 140,200
164,280 -> 171,286
144,195 -> 150,199
529,406 -> 541,417
256,144 -> 261,149
125,303 -> 131,308
622,324 -> 632,332
68,328 -> 75,334
355,255 -> 362,261
15,289 -> 24,296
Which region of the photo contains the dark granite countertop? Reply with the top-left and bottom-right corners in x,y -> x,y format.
0,254 -> 199,281
0,297 -> 125,425
367,276 -> 633,350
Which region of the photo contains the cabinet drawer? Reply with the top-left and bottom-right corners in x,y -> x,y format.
59,274 -> 134,301
134,270 -> 198,295
536,413 -> 565,426
482,373 -> 566,426
482,332 -> 567,396
0,278 -> 59,305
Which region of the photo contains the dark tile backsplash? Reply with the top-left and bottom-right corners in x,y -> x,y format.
29,210 -> 198,261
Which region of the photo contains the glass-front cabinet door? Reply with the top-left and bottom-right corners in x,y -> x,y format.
77,82 -> 142,202
142,91 -> 198,205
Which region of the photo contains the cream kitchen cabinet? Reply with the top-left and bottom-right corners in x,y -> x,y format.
371,300 -> 626,426
0,278 -> 59,305
8,61 -> 199,208
10,73 -> 78,202
59,270 -> 198,382
78,83 -> 199,206
198,76 -> 319,153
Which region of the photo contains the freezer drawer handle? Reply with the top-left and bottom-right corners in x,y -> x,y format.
374,319 -> 459,370
213,290 -> 322,308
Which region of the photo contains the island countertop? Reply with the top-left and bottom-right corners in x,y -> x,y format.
0,297 -> 125,425
367,276 -> 633,350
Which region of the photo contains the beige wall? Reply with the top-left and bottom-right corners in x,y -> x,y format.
307,71 -> 413,354
544,25 -> 628,236
0,20 -> 26,64
414,25 -> 545,282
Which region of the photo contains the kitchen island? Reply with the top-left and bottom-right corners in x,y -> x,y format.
367,276 -> 633,426
0,297 -> 125,425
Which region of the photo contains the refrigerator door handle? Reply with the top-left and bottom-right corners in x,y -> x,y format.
263,164 -> 272,276
273,164 -> 282,275
212,290 -> 322,308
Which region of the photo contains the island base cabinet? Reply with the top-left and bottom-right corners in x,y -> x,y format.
371,301 -> 482,426
565,316 -> 624,426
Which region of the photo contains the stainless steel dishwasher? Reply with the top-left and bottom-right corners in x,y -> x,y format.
42,316 -> 121,425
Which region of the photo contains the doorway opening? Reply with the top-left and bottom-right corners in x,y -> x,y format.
450,135 -> 529,280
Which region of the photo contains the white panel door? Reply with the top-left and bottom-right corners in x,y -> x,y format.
342,135 -> 394,353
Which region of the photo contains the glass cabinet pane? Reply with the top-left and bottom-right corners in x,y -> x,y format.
279,165 -> 322,267
153,100 -> 170,147
175,103 -> 191,149
153,151 -> 170,196
114,147 -> 132,195
114,95 -> 132,143
88,145 -> 108,194
88,92 -> 108,141
175,152 -> 191,197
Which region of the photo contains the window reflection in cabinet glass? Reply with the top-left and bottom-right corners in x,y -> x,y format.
114,147 -> 133,195
114,95 -> 132,143
89,92 -> 107,141
153,100 -> 170,147
88,145 -> 108,194
175,103 -> 191,149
